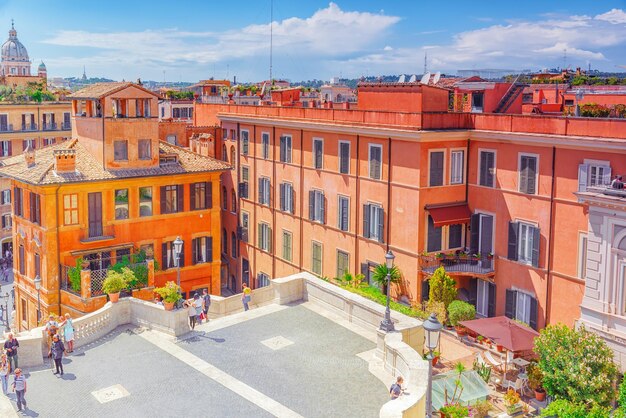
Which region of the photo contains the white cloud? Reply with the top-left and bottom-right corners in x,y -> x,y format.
595,8 -> 626,24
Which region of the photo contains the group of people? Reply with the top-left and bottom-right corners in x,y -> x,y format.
612,175 -> 625,190
183,289 -> 211,330
44,313 -> 75,376
1,333 -> 26,412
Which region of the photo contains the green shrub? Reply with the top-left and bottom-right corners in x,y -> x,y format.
428,267 -> 457,308
102,268 -> 131,294
155,281 -> 182,304
447,300 -> 475,326
540,399 -> 610,418
67,257 -> 83,292
340,285 -> 427,320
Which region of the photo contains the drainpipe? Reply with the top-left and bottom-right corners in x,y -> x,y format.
299,129 -> 304,271
354,135 -> 360,275
545,146 -> 556,326
55,184 -> 62,316
386,137 -> 392,247
464,137 -> 470,248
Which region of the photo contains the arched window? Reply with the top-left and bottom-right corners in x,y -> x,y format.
222,186 -> 227,210
231,232 -> 237,257
230,146 -> 236,166
222,144 -> 227,162
231,190 -> 237,213
222,228 -> 228,256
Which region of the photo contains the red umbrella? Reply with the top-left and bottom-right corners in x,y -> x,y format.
459,316 -> 539,352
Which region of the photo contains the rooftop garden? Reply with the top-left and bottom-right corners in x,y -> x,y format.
0,81 -> 57,103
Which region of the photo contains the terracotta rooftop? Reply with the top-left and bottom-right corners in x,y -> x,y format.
0,139 -> 231,186
69,82 -> 158,99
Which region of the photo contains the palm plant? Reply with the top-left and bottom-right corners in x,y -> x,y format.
371,264 -> 401,288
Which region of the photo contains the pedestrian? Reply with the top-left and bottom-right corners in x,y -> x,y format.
242,283 -> 251,311
12,368 -> 26,412
45,314 -> 59,349
59,313 -> 75,353
49,334 -> 65,375
193,293 -> 203,324
185,299 -> 197,330
389,376 -> 404,400
4,332 -> 19,371
0,353 -> 9,395
202,289 -> 211,321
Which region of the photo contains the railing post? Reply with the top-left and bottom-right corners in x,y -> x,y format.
147,259 -> 155,288
81,269 -> 91,299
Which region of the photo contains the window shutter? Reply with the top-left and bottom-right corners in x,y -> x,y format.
258,181 -> 263,204
488,282 -> 496,317
341,199 -> 348,231
207,237 -> 213,262
360,263 -> 369,284
309,191 -> 315,221
363,204 -> 370,238
531,226 -> 540,268
469,214 -> 480,255
505,289 -> 516,319
290,186 -> 295,214
340,143 -> 349,174
179,242 -> 185,267
1,216 -> 4,229
479,152 -> 487,186
258,224 -> 262,248
177,185 -> 184,212
190,184 -> 196,210
519,156 -> 529,193
577,164 -> 588,192
468,277 -> 478,307
602,166 -> 612,186
265,180 -> 270,206
162,242 -> 168,269
429,152 -> 444,186
320,194 -> 326,224
7,141 -> 11,156
279,136 -> 285,162
529,297 -> 538,330
279,184 -> 285,211
486,152 -> 494,187
377,207 -> 384,243
268,227 -> 272,253
508,221 -> 519,261
421,279 -> 430,302
206,182 -> 212,208
526,157 -> 536,194
192,238 -> 197,264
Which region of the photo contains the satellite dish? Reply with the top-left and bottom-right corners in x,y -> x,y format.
420,72 -> 431,84
433,72 -> 441,84
409,74 -> 417,83
398,74 -> 406,83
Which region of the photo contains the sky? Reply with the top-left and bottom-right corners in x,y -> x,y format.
1,0 -> 626,82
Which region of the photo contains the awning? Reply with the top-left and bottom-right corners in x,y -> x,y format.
459,316 -> 539,352
427,203 -> 471,228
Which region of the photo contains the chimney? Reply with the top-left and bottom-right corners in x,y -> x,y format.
24,144 -> 35,168
54,149 -> 77,173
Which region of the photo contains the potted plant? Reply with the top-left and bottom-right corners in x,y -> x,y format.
155,281 -> 182,311
477,335 -> 484,345
439,403 -> 470,418
471,399 -> 491,418
436,252 -> 444,260
527,363 -> 546,402
424,350 -> 441,367
102,268 -> 131,303
448,300 -> 476,337
504,389 -> 522,415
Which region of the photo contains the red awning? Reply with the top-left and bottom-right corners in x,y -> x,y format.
459,316 -> 539,352
428,204 -> 471,228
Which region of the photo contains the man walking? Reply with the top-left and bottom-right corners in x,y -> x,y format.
49,335 -> 65,375
242,283 -> 251,311
202,289 -> 211,322
4,333 -> 19,371
12,368 -> 26,412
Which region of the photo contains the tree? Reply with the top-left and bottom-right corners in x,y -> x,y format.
534,324 -> 617,408
428,267 -> 457,308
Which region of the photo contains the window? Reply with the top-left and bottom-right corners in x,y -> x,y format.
116,248 -> 131,264
449,224 -> 463,249
258,222 -> 272,252
114,140 -> 128,161
1,214 -> 10,230
474,278 -> 495,318
450,150 -> 464,185
191,182 -> 211,210
172,108 -> 180,118
14,187 -> 23,217
240,212 -> 249,243
162,240 -> 185,269
279,135 -> 292,163
239,166 -> 249,199
241,130 -> 249,156
338,196 -> 349,232
578,160 -> 611,192
22,139 -> 36,150
336,250 -> 349,278
363,203 -> 384,242
139,187 -> 152,217
231,232 -> 237,257
61,194 -> 78,225
166,135 -> 177,145
222,186 -> 228,210
479,150 -> 495,187
230,129 -> 236,140
429,151 -> 444,186
192,237 -> 213,264
115,189 -> 129,220
43,138 -> 55,147
231,191 -> 237,213
427,215 -> 442,252
505,289 -> 538,329
29,192 -> 41,225
222,144 -> 227,161
34,252 -> 41,278
564,99 -> 574,106
160,185 -> 183,214
279,183 -> 294,214
262,133 -> 270,159
313,138 -> 323,169
0,140 -> 11,157
522,93 -> 533,104
578,233 -> 588,279
339,141 -> 350,174
282,230 -> 292,262
368,144 -> 382,180
19,245 -> 24,275
259,177 -> 271,206
161,107 -> 165,118
519,154 -> 537,195
138,139 -> 151,160
222,229 -> 228,256
257,272 -> 270,288
312,241 -> 322,276
508,221 -> 540,267
0,189 -> 10,205
309,190 -> 325,223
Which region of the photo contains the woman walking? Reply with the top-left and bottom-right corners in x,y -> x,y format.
0,353 -> 9,395
59,313 -> 75,353
49,334 -> 65,376
185,299 -> 197,330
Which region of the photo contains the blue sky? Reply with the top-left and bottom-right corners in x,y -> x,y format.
1,0 -> 626,82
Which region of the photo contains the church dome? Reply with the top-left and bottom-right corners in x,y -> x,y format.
1,23 -> 29,63
38,61 -> 46,70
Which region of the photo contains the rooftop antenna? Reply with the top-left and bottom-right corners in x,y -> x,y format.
433,71 -> 441,84
269,0 -> 273,83
409,74 -> 417,83
424,50 -> 428,74
420,72 -> 430,84
563,48 -> 567,70
398,74 -> 406,83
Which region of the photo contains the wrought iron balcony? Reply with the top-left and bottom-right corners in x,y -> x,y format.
80,224 -> 115,243
61,122 -> 71,130
42,122 -> 58,131
0,124 -> 13,132
419,251 -> 495,276
21,123 -> 37,131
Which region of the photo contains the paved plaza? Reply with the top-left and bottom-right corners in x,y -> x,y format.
2,303 -> 389,417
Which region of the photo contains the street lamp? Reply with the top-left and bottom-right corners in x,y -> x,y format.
379,250 -> 395,332
34,275 -> 41,324
423,313 -> 443,418
173,236 -> 183,307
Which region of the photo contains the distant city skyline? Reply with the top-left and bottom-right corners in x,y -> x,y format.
1,0 -> 626,82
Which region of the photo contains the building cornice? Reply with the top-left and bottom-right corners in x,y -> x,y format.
470,130 -> 626,151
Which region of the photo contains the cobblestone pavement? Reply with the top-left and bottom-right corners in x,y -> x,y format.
6,304 -> 388,417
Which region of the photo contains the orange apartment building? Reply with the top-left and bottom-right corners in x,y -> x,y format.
0,82 -> 230,330
194,82 -> 626,369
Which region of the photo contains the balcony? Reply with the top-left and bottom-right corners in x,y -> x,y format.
80,224 -> 115,243
21,123 -> 37,132
419,250 -> 495,277
42,122 -> 58,131
0,124 -> 13,132
61,122 -> 71,130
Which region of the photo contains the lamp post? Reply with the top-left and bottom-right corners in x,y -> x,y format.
34,275 -> 41,324
173,236 -> 183,307
423,313 -> 443,418
379,250 -> 395,332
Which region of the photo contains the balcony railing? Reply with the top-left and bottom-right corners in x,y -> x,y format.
42,122 -> 58,131
61,122 -> 71,130
419,251 -> 495,276
21,123 -> 37,131
0,124 -> 13,132
80,224 -> 115,243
